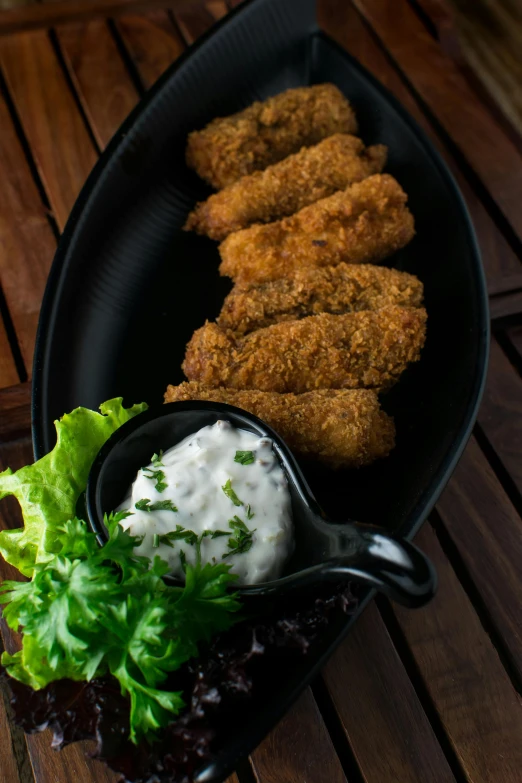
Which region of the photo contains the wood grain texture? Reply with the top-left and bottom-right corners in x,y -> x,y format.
173,4 -> 215,44
507,323 -> 522,360
0,382 -> 31,442
57,19 -> 139,148
352,0 -> 522,243
250,688 -> 347,783
478,338 -> 522,496
0,0 -> 205,35
0,319 -> 19,389
115,10 -> 185,90
393,524 -> 522,782
445,0 -> 522,137
25,736 -> 118,783
0,679 -> 26,783
317,0 -> 522,297
413,0 -> 463,62
436,435 -> 522,680
0,29 -> 98,230
322,602 -> 455,783
206,0 -> 228,21
490,290 -> 522,320
0,89 -> 56,374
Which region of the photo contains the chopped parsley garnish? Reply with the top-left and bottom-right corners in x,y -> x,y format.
157,525 -> 228,550
142,466 -> 167,493
158,524 -> 197,548
234,450 -> 255,465
223,515 -> 256,559
222,478 -> 243,507
135,498 -> 178,513
245,504 -> 255,520
151,451 -> 164,467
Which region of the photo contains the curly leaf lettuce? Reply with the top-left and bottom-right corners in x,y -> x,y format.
0,398 -> 147,576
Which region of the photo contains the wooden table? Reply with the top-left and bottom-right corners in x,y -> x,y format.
1,1 -> 522,781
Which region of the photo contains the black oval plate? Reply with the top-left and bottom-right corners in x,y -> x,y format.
31,0 -> 489,778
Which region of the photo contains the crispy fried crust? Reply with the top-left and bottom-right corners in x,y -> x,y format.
164,382 -> 395,468
184,135 -> 387,240
218,263 -> 423,335
186,84 -> 357,189
218,174 -> 415,284
182,306 -> 427,393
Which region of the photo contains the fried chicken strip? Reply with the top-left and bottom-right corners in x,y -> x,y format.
218,263 -> 423,335
219,174 -> 415,284
164,382 -> 395,468
182,306 -> 427,394
186,84 -> 357,189
185,135 -> 387,240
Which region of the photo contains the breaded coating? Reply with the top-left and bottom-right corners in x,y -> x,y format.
219,174 -> 415,284
182,306 -> 427,394
186,84 -> 357,189
184,134 -> 387,240
218,263 -> 423,335
164,382 -> 395,469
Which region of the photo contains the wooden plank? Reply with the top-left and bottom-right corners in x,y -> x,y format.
173,4 -> 215,44
478,338 -> 522,496
413,0 -> 460,53
351,0 -> 522,242
115,10 -> 185,90
507,323 -> 522,359
25,735 -> 118,783
0,29 -> 98,230
0,382 -> 31,442
393,524 -> 522,782
436,0 -> 522,140
490,290 -> 522,320
436,435 -> 522,679
57,19 -> 139,149
317,0 -> 522,298
0,319 -> 19,389
0,679 -> 27,783
0,0 -> 204,36
206,0 -> 228,21
322,602 -> 455,783
0,89 -> 56,373
250,688 -> 347,783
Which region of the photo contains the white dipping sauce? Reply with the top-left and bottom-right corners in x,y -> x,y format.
118,421 -> 294,585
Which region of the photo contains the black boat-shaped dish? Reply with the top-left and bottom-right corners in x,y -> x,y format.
31,0 -> 489,779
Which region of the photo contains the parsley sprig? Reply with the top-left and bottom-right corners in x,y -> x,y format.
155,524 -> 228,550
0,512 -> 240,745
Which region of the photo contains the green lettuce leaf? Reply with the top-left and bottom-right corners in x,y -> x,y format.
0,398 -> 147,576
